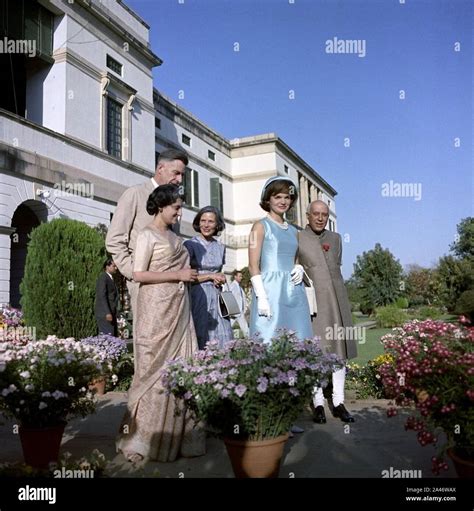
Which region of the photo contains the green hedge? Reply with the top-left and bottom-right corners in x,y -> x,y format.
375,305 -> 409,328
20,218 -> 105,339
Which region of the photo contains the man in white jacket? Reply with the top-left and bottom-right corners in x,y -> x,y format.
229,270 -> 249,337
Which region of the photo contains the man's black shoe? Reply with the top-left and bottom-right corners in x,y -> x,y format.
333,403 -> 355,423
313,405 -> 326,424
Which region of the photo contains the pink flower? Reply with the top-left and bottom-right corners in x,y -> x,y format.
322,243 -> 330,252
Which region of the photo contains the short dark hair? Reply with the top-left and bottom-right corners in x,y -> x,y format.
103,258 -> 114,270
259,179 -> 298,212
146,184 -> 183,215
157,148 -> 189,167
192,206 -> 226,235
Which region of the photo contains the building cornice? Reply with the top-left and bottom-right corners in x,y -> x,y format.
231,134 -> 337,197
72,0 -> 162,67
154,89 -> 231,154
0,142 -> 125,205
116,0 -> 151,29
0,108 -> 154,178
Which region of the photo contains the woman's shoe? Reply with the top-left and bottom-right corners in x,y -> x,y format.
290,425 -> 305,434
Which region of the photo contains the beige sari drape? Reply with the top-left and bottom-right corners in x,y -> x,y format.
116,225 -> 205,462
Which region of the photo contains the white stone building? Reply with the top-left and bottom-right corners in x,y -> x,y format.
0,0 -> 337,307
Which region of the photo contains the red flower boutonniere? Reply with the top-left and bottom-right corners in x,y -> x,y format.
322,243 -> 330,252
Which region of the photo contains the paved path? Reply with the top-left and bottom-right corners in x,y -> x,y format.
0,392 -> 457,479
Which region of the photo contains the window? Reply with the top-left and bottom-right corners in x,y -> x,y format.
106,55 -> 122,75
210,177 -> 223,212
155,117 -> 161,129
155,151 -> 160,167
284,164 -> 289,174
208,150 -> 215,161
184,168 -> 200,208
182,134 -> 191,146
328,200 -> 331,209
329,219 -> 334,232
106,97 -> 122,158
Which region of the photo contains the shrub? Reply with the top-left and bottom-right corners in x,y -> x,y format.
455,290 -> 474,322
380,320 -> 474,474
346,354 -> 394,399
0,337 -> 104,428
395,297 -> 409,309
360,301 -> 374,316
20,219 -> 105,339
111,350 -> 134,392
163,331 -> 342,440
414,306 -> 443,321
375,305 -> 409,328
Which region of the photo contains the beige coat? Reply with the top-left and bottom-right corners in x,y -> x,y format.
106,179 -> 156,281
298,226 -> 357,360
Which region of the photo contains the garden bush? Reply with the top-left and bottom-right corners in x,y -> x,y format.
20,218 -> 105,339
375,305 -> 408,328
455,289 -> 474,322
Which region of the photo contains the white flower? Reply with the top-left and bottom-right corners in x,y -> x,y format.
38,402 -> 48,410
41,391 -> 51,397
24,384 -> 34,391
19,371 -> 30,379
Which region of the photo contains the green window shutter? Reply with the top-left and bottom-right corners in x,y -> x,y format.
219,182 -> 223,213
184,168 -> 192,205
210,177 -> 219,208
193,170 -> 199,208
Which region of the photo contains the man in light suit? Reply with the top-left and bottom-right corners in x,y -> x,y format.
106,148 -> 188,366
229,269 -> 249,337
298,200 -> 357,423
95,258 -> 119,335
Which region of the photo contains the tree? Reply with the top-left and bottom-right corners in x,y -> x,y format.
345,277 -> 365,311
352,243 -> 403,307
436,256 -> 473,311
404,264 -> 441,307
455,290 -> 474,322
20,218 -> 106,339
450,217 -> 474,261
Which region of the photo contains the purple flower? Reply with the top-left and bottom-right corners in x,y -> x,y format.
257,377 -> 268,393
235,384 -> 247,397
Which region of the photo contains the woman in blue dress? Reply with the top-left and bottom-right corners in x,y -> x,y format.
248,176 -> 312,344
184,206 -> 234,349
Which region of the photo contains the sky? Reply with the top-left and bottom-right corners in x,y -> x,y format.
125,0 -> 472,279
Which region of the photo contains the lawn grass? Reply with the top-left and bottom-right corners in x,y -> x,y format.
351,327 -> 391,366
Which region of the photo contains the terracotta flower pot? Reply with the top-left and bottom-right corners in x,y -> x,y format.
224,433 -> 289,478
19,422 -> 66,469
448,448 -> 474,479
89,377 -> 106,395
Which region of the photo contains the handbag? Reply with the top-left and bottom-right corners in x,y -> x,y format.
218,284 -> 241,318
302,271 -> 318,316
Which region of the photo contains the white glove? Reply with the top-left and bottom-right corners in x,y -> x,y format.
290,264 -> 304,285
251,275 -> 272,317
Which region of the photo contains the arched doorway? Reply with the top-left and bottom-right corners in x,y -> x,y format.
9,200 -> 48,308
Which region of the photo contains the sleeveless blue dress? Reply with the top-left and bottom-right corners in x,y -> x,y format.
249,218 -> 313,344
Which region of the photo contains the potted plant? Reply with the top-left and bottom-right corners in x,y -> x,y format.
81,334 -> 128,395
0,336 -> 105,468
162,330 -> 342,477
379,319 -> 474,477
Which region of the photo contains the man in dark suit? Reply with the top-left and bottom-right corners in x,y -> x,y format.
95,258 -> 119,335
